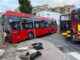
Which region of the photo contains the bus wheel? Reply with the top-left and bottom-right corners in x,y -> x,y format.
28,33 -> 34,40
51,29 -> 54,34
71,32 -> 77,44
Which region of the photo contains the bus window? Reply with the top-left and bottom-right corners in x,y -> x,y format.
49,21 -> 54,27
40,22 -> 45,28
45,21 -> 49,28
25,24 -> 29,29
49,21 -> 57,27
53,21 -> 57,26
29,23 -> 33,29
2,15 -> 11,33
11,22 -> 21,30
22,23 -> 29,29
35,23 -> 40,29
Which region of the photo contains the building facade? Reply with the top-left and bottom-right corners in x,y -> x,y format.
15,5 -> 75,15
32,4 -> 49,15
49,5 -> 75,14
36,11 -> 61,25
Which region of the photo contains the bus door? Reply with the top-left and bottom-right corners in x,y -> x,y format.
60,14 -> 71,37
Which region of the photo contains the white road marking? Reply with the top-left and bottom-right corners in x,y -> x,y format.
69,52 -> 80,60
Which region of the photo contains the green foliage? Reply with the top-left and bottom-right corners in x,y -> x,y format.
18,0 -> 32,14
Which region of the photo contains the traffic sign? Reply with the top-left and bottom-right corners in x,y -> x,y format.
30,16 -> 34,19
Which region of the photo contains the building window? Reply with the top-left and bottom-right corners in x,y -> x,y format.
40,7 -> 44,9
67,8 -> 70,12
52,9 -> 55,11
60,8 -> 65,13
34,8 -> 37,10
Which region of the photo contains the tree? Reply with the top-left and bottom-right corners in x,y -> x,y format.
18,0 -> 33,14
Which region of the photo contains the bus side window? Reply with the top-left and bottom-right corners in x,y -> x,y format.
11,22 -> 21,30
22,23 -> 29,29
2,16 -> 11,33
40,22 -> 45,28
35,23 -> 40,29
25,24 -> 29,29
29,23 -> 33,29
50,21 -> 54,27
45,22 -> 49,28
54,21 -> 57,26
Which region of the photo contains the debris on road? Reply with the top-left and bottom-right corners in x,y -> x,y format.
27,49 -> 37,55
31,43 -> 43,50
16,46 -> 29,52
30,51 -> 42,60
17,43 -> 43,60
1,39 -> 69,60
19,50 -> 42,60
0,49 -> 6,59
16,39 -> 69,60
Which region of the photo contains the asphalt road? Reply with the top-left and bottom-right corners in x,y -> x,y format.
39,32 -> 80,60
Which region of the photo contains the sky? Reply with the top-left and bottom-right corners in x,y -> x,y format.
0,0 -> 80,12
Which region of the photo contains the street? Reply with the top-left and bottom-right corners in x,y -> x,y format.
39,32 -> 80,60
1,32 -> 80,60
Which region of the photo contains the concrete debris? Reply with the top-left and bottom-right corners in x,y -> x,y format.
16,55 -> 22,60
0,49 -> 6,58
28,49 -> 37,55
19,55 -> 30,60
16,46 -> 29,52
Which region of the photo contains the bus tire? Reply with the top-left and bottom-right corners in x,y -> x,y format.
71,32 -> 77,44
28,32 -> 34,40
51,29 -> 54,34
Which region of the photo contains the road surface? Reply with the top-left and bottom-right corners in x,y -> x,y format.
39,32 -> 80,60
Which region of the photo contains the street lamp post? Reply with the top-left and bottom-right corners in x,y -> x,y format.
30,16 -> 36,39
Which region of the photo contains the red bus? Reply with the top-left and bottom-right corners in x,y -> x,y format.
1,11 -> 58,43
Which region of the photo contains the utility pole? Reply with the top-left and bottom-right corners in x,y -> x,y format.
30,16 -> 36,39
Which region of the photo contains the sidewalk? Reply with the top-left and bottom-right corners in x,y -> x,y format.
1,39 -> 69,60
